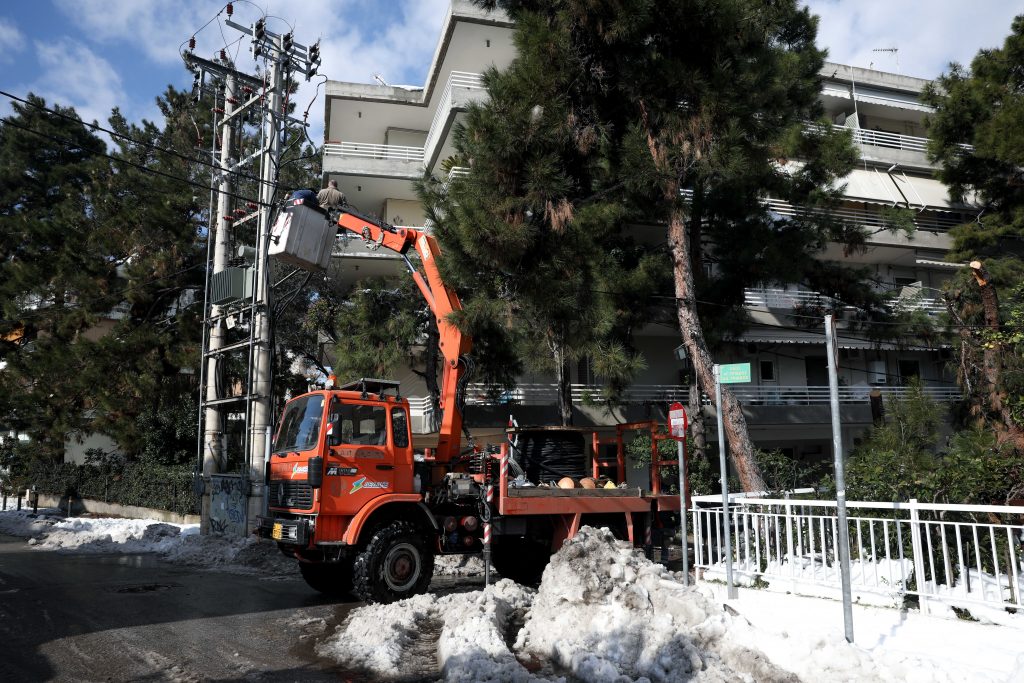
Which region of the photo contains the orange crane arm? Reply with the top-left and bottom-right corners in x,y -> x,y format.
335,209 -> 472,462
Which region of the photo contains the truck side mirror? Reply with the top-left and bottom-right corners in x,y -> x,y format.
308,456 -> 323,489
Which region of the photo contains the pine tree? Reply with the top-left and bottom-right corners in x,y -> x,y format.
470,0 -> 859,489
0,90 -> 206,464
923,16 -> 1024,449
421,9 -> 666,425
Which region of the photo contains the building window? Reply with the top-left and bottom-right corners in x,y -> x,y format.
759,360 -> 776,382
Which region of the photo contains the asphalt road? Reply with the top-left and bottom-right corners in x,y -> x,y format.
0,533 -> 378,682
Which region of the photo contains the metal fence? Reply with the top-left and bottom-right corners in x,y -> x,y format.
458,382 -> 959,407
692,496 -> 1024,617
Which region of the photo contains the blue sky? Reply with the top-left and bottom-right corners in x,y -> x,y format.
0,1 -> 1020,143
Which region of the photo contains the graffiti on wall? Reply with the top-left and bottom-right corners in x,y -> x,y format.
209,475 -> 246,536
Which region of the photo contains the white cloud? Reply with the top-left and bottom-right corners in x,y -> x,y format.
0,18 -> 26,61
50,0 -> 449,142
803,0 -> 1021,79
29,38 -> 126,130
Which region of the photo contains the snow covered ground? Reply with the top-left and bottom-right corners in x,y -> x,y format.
320,527 -> 1024,683
2,507 -> 1022,681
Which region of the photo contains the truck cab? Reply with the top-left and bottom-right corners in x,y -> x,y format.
257,379 -> 441,602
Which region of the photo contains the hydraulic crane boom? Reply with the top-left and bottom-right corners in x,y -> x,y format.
335,207 -> 472,462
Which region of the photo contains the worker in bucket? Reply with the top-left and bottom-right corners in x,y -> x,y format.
317,179 -> 346,211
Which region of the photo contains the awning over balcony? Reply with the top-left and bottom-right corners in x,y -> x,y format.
840,168 -> 903,205
736,327 -> 941,351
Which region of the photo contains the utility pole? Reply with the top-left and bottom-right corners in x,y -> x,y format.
247,33 -> 284,534
185,10 -> 321,537
200,73 -> 236,533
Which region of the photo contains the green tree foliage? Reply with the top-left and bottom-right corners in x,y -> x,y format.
331,276 -> 428,380
421,7 -> 670,425
923,17 -> 1024,448
466,0 -> 861,489
845,383 -> 1024,504
0,90 -> 205,467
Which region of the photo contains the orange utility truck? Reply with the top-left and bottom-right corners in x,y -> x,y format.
256,200 -> 686,602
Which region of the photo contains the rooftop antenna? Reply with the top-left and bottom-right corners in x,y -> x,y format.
373,73 -> 389,86
871,47 -> 899,73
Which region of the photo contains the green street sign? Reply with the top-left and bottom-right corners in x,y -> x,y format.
718,363 -> 751,384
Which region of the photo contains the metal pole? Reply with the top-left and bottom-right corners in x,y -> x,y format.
201,75 -> 236,535
825,314 -> 855,642
677,438 -> 689,586
247,38 -> 284,534
714,364 -> 737,599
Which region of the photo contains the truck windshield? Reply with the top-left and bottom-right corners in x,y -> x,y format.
275,395 -> 324,453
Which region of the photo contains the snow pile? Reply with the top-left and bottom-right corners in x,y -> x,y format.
317,579 -> 541,682
517,526 -> 796,682
926,569 -> 1024,627
0,508 -> 294,575
163,533 -> 295,575
434,553 -> 486,577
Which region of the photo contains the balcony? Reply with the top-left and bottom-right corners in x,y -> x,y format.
744,287 -> 947,317
322,142 -> 425,178
423,71 -> 486,169
458,382 -> 959,407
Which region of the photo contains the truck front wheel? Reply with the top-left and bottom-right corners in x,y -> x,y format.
352,521 -> 435,604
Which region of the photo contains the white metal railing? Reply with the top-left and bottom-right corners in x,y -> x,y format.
838,124 -> 929,153
322,142 -> 424,162
692,497 -> 1024,617
424,71 -> 485,165
744,287 -> 947,316
460,383 -> 960,406
442,166 -> 470,193
744,288 -> 840,309
765,198 -> 964,232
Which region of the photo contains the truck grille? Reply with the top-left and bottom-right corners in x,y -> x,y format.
270,479 -> 314,510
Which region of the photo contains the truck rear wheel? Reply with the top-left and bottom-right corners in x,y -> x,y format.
352,521 -> 435,604
299,559 -> 354,598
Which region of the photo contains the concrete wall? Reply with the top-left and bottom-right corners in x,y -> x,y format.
34,492 -> 200,525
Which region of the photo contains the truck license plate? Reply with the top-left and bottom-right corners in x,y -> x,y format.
271,523 -> 283,540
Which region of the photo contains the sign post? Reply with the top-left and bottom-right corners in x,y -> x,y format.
668,402 -> 689,585
715,362 -> 748,600
825,316 -> 854,642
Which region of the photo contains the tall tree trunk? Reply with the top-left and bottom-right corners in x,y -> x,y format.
668,205 -> 766,492
687,379 -> 707,460
552,333 -> 574,426
969,261 -> 1024,448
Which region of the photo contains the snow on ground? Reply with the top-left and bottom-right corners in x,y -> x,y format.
703,557 -> 914,608
320,526 -> 1024,683
0,507 -> 294,574
318,579 -> 539,682
4,507 -> 1023,681
711,583 -> 1024,683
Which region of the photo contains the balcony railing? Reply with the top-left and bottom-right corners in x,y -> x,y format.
744,287 -> 947,316
764,198 -> 964,232
442,166 -> 470,193
838,124 -> 928,153
423,71 -> 485,166
322,142 -> 424,162
459,382 -> 959,407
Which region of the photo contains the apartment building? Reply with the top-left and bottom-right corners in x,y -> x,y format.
320,1 -> 972,459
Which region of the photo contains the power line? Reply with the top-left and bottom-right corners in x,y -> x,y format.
1,117 -> 271,209
0,89 -> 270,191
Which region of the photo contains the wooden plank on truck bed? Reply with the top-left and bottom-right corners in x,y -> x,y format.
506,487 -> 643,498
